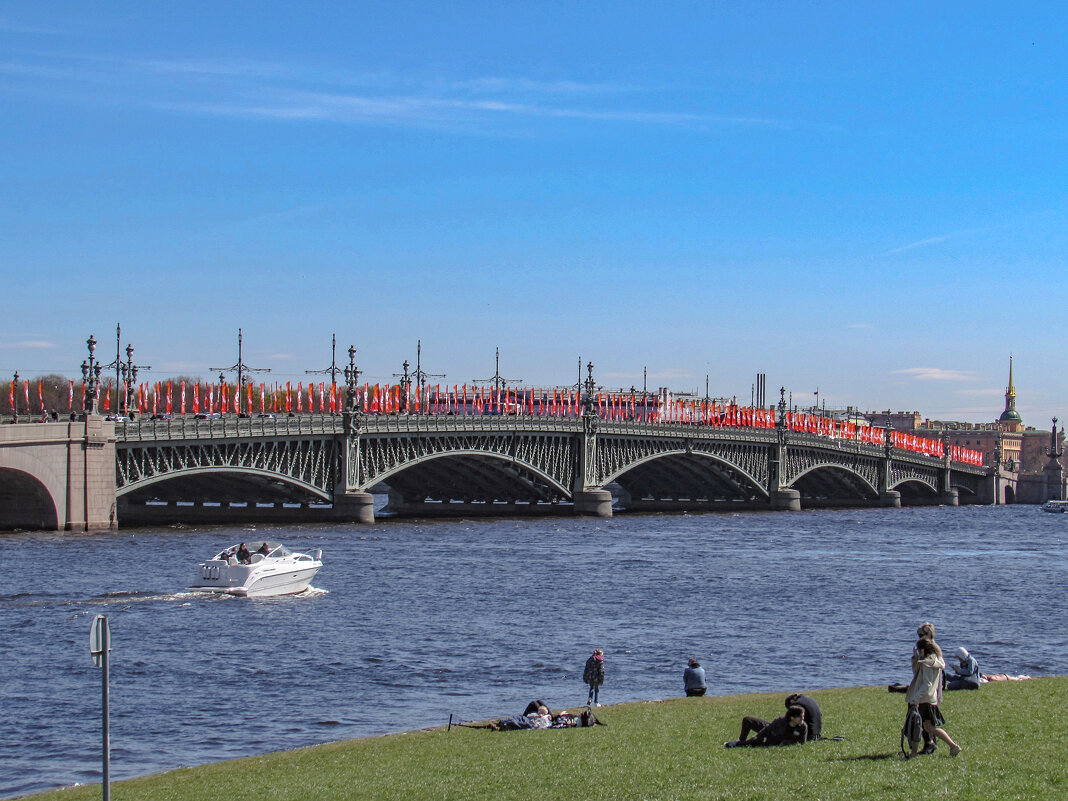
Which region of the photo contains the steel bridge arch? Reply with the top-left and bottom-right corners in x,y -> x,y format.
370,449 -> 574,500
789,462 -> 880,498
603,449 -> 770,500
890,476 -> 940,496
116,466 -> 333,502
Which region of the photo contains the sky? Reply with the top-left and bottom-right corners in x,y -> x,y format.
2,2 -> 1066,424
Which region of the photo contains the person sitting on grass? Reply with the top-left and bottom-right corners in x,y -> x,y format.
784,693 -> 822,740
725,705 -> 807,747
945,647 -> 980,690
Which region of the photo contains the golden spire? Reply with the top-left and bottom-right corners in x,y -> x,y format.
1007,355 -> 1015,398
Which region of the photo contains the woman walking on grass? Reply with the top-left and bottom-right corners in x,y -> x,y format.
905,636 -> 962,758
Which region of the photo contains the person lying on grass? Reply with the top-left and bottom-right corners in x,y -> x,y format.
725,705 -> 807,747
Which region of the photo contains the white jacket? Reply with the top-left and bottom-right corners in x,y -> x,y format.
905,653 -> 945,705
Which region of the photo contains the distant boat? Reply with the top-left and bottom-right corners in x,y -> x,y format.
1041,500 -> 1068,513
190,542 -> 322,596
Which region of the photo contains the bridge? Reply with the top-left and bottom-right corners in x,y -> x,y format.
2,403 -> 992,531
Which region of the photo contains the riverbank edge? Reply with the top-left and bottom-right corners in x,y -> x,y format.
19,676 -> 1068,801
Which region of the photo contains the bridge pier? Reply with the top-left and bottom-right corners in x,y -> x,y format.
880,490 -> 902,508
573,489 -> 613,517
770,488 -> 801,511
331,492 -> 376,524
941,489 -> 959,506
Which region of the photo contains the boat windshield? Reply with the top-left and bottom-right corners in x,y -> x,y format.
268,545 -> 292,558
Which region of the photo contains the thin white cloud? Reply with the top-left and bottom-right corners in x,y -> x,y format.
0,340 -> 57,349
452,77 -> 641,94
956,387 -> 1004,397
153,89 -> 784,130
877,224 -> 1002,257
2,50 -> 789,132
647,368 -> 693,380
847,323 -> 875,330
892,367 -> 975,381
0,19 -> 66,35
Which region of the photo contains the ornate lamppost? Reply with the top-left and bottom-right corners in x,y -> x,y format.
992,435 -> 1003,506
81,335 -> 104,417
583,361 -> 597,418
344,345 -> 363,426
11,370 -> 18,423
119,343 -> 150,416
394,360 -> 412,414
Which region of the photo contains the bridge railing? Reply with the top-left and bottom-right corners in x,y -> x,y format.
113,413 -> 344,442
109,409 -> 986,473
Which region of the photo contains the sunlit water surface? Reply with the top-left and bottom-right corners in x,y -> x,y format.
2,505 -> 1065,797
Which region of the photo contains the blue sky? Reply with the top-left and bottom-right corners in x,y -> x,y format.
2,2 -> 1066,423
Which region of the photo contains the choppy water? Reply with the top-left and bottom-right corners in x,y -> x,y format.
1,505 -> 1065,797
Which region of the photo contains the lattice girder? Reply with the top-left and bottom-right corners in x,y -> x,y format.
116,436 -> 339,501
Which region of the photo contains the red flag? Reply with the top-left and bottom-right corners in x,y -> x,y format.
193,383 -> 200,415
7,379 -> 13,411
180,381 -> 186,415
38,381 -> 44,413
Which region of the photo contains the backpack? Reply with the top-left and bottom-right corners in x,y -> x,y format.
901,705 -> 923,755
579,708 -> 605,727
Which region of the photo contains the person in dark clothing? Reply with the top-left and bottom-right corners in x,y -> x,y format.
236,543 -> 251,564
522,699 -> 552,716
726,705 -> 808,747
785,693 -> 822,740
583,649 -> 605,706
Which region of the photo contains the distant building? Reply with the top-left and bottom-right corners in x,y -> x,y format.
870,357 -> 1063,473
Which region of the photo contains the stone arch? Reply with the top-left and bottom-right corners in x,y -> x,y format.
0,466 -> 59,531
0,442 -> 68,530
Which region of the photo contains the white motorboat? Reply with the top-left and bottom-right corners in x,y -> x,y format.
190,541 -> 323,597
1042,500 -> 1068,513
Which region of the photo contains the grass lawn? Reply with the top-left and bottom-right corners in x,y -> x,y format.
24,677 -> 1067,801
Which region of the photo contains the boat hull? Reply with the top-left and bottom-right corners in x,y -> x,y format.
189,559 -> 322,597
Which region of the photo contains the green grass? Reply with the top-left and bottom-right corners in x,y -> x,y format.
25,678 -> 1068,801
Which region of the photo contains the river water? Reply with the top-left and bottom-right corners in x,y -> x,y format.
2,505 -> 1065,797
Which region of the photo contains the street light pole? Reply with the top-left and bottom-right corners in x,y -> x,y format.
120,343 -> 150,416
80,335 -> 103,417
11,370 -> 18,423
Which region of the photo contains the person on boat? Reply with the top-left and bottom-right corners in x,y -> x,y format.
683,658 -> 707,697
584,649 -> 605,706
904,636 -> 962,758
256,542 -> 270,556
236,543 -> 251,564
945,647 -> 980,690
725,705 -> 807,747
